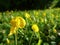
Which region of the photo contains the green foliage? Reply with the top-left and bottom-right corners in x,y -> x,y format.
0,8 -> 60,45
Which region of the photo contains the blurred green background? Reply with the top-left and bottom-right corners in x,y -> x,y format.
0,0 -> 60,11
0,0 -> 60,45
0,8 -> 60,45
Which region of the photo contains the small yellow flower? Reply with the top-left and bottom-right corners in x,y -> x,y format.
25,12 -> 32,21
32,24 -> 39,32
43,12 -> 46,17
6,38 -> 10,44
25,12 -> 30,18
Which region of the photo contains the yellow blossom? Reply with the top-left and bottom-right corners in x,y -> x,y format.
43,12 -> 46,17
25,12 -> 30,18
10,16 -> 26,28
25,12 -> 32,21
8,27 -> 17,36
10,17 -> 20,27
19,17 -> 26,28
32,24 -> 39,32
9,16 -> 26,36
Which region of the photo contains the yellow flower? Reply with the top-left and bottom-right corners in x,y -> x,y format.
9,16 -> 26,36
32,24 -> 39,32
19,17 -> 26,28
25,12 -> 32,21
6,38 -> 10,44
25,12 -> 30,18
43,12 -> 46,17
8,27 -> 17,36
10,17 -> 20,27
10,16 -> 26,28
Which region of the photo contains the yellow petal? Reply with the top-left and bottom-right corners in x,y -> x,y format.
8,27 -> 17,36
10,16 -> 26,28
10,17 -> 20,27
19,17 -> 26,28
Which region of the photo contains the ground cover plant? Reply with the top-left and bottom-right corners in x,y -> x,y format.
0,8 -> 60,45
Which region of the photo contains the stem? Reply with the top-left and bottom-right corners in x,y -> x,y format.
37,32 -> 42,45
15,32 -> 17,45
29,32 -> 34,45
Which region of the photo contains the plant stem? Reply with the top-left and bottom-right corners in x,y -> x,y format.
29,32 -> 34,45
15,32 -> 17,45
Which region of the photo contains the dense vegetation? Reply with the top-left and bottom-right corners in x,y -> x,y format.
0,0 -> 60,45
0,8 -> 60,45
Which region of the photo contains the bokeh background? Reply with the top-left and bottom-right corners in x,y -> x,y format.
0,0 -> 60,11
0,0 -> 60,45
